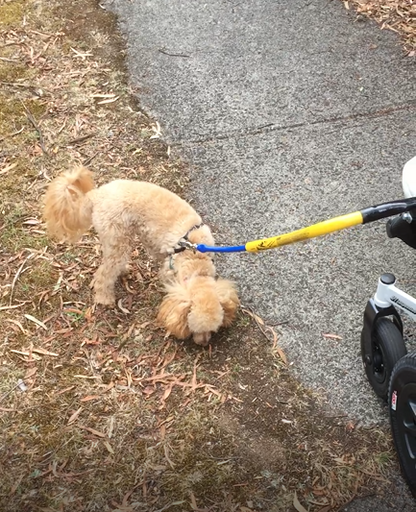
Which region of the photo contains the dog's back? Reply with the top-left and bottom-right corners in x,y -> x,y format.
89,180 -> 212,258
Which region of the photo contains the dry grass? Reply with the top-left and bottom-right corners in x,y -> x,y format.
342,0 -> 416,55
0,0 -> 408,511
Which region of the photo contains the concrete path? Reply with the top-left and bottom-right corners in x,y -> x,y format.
104,0 -> 416,508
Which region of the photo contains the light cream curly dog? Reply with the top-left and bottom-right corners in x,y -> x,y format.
43,166 -> 239,345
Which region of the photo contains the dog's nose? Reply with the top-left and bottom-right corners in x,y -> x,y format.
193,332 -> 212,346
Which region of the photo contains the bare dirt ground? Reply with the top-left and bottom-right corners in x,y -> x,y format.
0,1 -> 414,511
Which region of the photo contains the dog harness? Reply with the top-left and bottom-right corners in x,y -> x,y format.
169,223 -> 205,272
173,223 -> 205,254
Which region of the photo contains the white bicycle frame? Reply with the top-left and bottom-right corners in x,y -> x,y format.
374,276 -> 416,321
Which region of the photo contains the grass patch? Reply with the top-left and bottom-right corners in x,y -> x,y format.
0,94 -> 26,134
0,205 -> 47,252
13,259 -> 58,300
0,62 -> 33,82
0,0 -> 25,27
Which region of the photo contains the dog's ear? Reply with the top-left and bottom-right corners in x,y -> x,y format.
215,279 -> 240,327
157,284 -> 192,339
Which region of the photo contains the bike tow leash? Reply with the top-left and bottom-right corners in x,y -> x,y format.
182,197 -> 416,254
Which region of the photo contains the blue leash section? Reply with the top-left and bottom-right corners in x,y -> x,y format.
196,244 -> 246,253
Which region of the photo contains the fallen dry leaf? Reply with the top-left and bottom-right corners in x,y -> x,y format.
67,407 -> 83,425
97,96 -> 120,105
322,333 -> 343,340
0,162 -> 18,174
24,314 -> 48,330
32,347 -> 59,357
103,440 -> 114,454
80,395 -> 100,402
78,425 -> 106,438
293,491 -> 308,512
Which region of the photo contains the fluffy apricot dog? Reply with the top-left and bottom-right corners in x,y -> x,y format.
43,166 -> 239,345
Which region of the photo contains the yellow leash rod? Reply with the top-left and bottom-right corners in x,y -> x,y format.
194,198 -> 416,253
245,211 -> 363,252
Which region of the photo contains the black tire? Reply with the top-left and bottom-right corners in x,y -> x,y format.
389,353 -> 416,498
361,317 -> 407,400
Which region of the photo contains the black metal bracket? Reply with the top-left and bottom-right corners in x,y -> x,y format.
386,214 -> 416,250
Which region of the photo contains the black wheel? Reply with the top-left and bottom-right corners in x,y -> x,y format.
389,353 -> 416,498
361,317 -> 407,400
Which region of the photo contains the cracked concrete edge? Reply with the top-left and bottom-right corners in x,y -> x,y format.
169,101 -> 416,146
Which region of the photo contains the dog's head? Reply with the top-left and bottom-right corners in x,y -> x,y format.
157,277 -> 239,346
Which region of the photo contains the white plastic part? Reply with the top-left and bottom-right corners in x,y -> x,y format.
402,155 -> 416,199
374,278 -> 416,321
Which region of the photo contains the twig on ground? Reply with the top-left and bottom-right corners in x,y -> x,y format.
0,380 -> 26,404
0,57 -> 20,63
0,127 -> 24,143
241,305 -> 287,363
158,48 -> 190,58
82,152 -> 99,166
20,100 -> 48,155
0,302 -> 28,311
9,254 -> 33,306
65,132 -> 96,146
0,81 -> 47,95
241,305 -> 273,342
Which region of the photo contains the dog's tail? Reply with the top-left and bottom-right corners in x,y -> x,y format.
43,166 -> 95,242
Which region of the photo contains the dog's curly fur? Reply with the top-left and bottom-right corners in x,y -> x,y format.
43,166 -> 239,345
